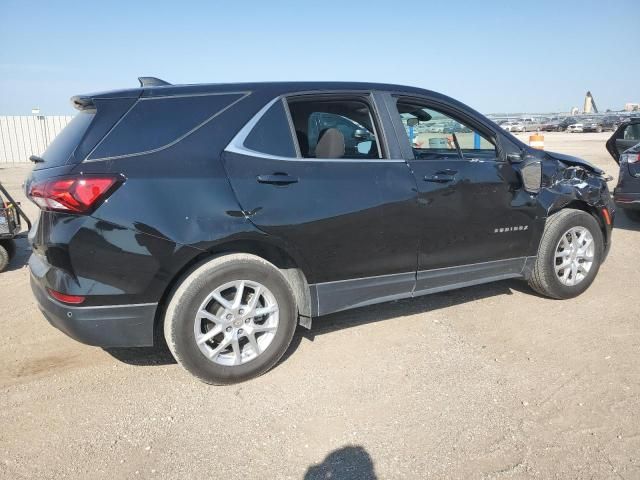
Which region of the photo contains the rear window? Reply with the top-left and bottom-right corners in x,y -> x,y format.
244,100 -> 296,157
88,93 -> 245,160
37,112 -> 95,169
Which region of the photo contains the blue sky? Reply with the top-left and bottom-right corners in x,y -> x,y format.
1,0 -> 638,115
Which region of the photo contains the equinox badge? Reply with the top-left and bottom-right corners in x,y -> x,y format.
494,225 -> 528,233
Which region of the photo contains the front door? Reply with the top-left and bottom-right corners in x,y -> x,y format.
223,93 -> 420,314
385,94 -> 537,292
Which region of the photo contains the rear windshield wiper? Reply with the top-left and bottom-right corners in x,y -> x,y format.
29,155 -> 45,163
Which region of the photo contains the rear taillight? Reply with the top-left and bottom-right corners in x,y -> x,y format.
621,153 -> 640,164
28,175 -> 121,213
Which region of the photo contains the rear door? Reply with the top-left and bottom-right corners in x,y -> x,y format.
223,92 -> 420,315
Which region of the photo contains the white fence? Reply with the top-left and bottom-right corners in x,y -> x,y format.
0,116 -> 73,164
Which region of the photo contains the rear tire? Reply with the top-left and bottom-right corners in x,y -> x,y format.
164,253 -> 297,384
528,209 -> 604,299
0,242 -> 9,272
2,239 -> 16,260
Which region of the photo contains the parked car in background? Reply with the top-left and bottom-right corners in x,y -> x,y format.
582,118 -> 606,133
26,78 -> 615,384
601,115 -> 624,131
606,118 -> 640,221
500,121 -> 525,132
520,117 -> 544,132
567,121 -> 585,133
540,117 -> 577,132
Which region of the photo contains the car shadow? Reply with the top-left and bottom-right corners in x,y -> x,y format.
280,278 -> 519,365
304,445 -> 377,480
103,341 -> 177,366
613,212 -> 640,232
104,279 -> 521,369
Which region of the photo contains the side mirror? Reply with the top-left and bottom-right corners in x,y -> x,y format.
353,129 -> 371,140
506,152 -> 523,163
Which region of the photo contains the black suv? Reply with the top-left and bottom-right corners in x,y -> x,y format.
26,79 -> 615,384
607,119 -> 640,221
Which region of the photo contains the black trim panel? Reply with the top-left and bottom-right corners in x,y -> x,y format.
313,272 -> 415,316
414,257 -> 527,294
311,257 -> 533,317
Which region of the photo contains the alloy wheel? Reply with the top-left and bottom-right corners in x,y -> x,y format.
554,226 -> 594,286
193,280 -> 279,366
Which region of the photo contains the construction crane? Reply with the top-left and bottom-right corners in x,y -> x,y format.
583,91 -> 598,114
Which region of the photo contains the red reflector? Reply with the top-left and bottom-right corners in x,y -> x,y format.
602,208 -> 611,225
28,176 -> 120,213
47,289 -> 86,305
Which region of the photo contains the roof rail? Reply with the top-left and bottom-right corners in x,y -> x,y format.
138,76 -> 171,87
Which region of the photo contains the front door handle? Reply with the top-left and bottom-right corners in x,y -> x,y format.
257,173 -> 299,186
424,170 -> 458,183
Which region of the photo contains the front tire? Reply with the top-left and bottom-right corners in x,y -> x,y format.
528,209 -> 604,299
164,254 -> 298,384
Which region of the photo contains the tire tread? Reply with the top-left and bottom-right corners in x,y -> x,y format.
163,253 -> 297,384
528,209 -> 603,299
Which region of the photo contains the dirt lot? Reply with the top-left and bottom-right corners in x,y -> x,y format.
1,132 -> 638,479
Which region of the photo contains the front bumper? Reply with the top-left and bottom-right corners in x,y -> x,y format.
30,271 -> 157,348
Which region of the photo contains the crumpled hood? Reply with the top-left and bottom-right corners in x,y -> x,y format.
545,151 -> 604,175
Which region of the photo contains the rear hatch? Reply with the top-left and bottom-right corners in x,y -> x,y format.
25,90 -> 141,252
26,90 -> 141,188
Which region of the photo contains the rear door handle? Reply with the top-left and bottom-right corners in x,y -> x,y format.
257,173 -> 299,185
423,169 -> 458,183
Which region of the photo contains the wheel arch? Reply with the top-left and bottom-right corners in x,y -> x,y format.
548,200 -> 608,248
153,237 -> 313,344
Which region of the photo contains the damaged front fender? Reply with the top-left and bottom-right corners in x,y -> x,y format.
536,159 -> 615,259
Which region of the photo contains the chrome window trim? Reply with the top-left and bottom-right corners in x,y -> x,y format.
224,95 -> 406,164
84,91 -> 252,163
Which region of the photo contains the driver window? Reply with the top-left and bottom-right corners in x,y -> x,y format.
396,101 -> 495,159
287,98 -> 382,159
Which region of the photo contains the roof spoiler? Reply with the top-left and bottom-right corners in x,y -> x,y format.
138,76 -> 171,87
70,95 -> 96,112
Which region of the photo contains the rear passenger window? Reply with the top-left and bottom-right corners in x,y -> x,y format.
88,93 -> 245,160
287,97 -> 382,159
244,100 -> 296,157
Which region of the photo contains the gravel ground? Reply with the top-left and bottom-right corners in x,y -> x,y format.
1,132 -> 638,479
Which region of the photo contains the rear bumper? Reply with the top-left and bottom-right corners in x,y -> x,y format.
30,273 -> 157,348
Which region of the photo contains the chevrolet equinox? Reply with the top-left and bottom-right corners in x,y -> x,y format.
26,78 -> 615,384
